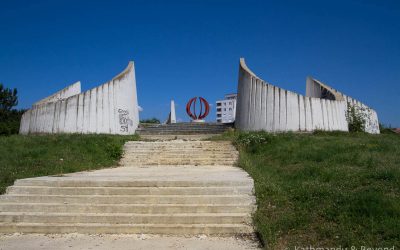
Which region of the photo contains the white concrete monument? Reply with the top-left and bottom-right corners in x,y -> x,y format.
19,62 -> 140,135
166,100 -> 177,124
235,58 -> 379,134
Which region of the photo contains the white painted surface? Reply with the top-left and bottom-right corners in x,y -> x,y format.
19,62 -> 139,135
170,100 -> 176,123
235,58 -> 349,133
306,77 -> 380,134
32,81 -> 81,107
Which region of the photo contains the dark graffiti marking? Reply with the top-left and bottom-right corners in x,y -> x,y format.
118,109 -> 133,132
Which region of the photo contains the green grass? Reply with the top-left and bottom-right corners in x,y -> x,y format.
0,134 -> 138,194
215,131 -> 400,249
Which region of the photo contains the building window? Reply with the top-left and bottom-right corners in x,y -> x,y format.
229,108 -> 232,111
217,114 -> 221,117
217,103 -> 221,106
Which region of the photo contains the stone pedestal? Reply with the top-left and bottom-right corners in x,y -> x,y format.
191,119 -> 205,123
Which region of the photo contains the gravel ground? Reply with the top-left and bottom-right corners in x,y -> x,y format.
0,233 -> 261,250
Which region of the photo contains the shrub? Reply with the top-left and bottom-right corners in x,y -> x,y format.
140,118 -> 161,124
346,103 -> 366,132
235,131 -> 271,147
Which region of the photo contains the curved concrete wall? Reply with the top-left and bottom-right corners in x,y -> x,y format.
306,77 -> 379,134
19,62 -> 139,135
32,81 -> 81,108
235,58 -> 353,133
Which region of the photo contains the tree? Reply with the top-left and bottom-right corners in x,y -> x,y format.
0,83 -> 18,112
0,83 -> 23,135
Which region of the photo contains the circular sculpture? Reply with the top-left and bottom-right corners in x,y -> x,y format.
186,97 -> 210,121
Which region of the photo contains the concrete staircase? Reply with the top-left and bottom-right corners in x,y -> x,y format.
0,140 -> 255,235
120,140 -> 238,166
137,122 -> 232,140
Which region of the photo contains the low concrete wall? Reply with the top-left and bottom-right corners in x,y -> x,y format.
19,62 -> 139,135
235,58 -> 371,133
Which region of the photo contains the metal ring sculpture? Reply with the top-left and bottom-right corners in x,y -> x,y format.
186,97 -> 210,120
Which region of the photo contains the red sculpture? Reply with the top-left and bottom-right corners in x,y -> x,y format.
186,97 -> 210,120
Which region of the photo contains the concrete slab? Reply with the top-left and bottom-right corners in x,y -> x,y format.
0,233 -> 261,250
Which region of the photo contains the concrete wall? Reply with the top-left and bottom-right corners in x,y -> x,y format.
306,77 -> 380,134
19,62 -> 139,135
32,81 -> 81,107
235,58 -> 349,133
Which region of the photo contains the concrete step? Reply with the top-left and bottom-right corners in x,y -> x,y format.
123,151 -> 235,154
123,146 -> 235,150
14,179 -> 251,188
120,158 -> 237,162
122,153 -> 237,157
123,150 -> 237,154
137,132 -> 228,135
136,123 -> 232,134
122,151 -> 237,155
120,162 -> 237,166
123,148 -> 237,151
121,155 -> 237,159
136,128 -> 228,130
0,223 -> 253,235
0,203 -> 254,214
0,212 -> 251,224
6,186 -> 252,196
124,142 -> 233,145
0,194 -> 255,205
119,162 -> 237,166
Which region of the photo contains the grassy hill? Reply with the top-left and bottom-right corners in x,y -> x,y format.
0,134 -> 138,194
214,131 -> 400,249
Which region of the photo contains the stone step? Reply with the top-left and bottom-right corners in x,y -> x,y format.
140,123 -> 230,127
120,157 -> 237,161
124,141 -> 233,145
137,128 -> 228,131
6,186 -> 252,196
125,141 -> 232,144
0,203 -> 254,214
123,145 -> 235,149
136,132 -> 228,135
121,155 -> 237,159
119,160 -> 237,164
122,150 -> 237,153
119,161 -> 236,166
14,179 -> 251,188
136,131 -> 229,135
123,150 -> 235,153
0,223 -> 253,235
123,146 -> 236,150
123,146 -> 236,149
139,125 -> 229,128
0,212 -> 251,224
0,195 -> 255,205
124,143 -> 234,146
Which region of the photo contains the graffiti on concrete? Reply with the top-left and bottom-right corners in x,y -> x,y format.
118,109 -> 133,132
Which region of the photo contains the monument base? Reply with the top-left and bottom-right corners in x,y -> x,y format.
191,119 -> 205,123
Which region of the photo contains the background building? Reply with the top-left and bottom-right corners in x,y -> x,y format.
216,93 -> 237,123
